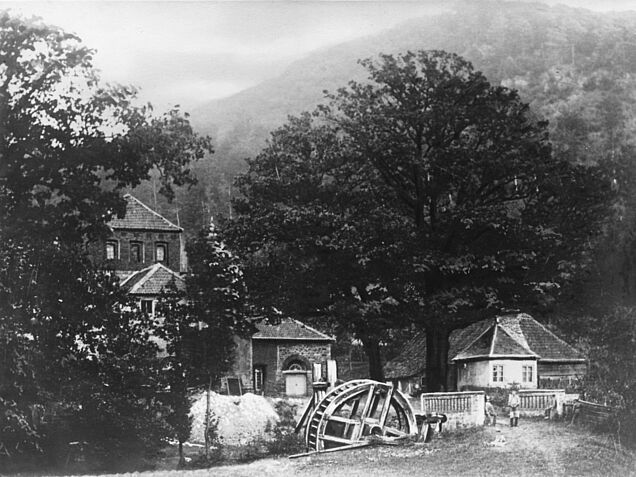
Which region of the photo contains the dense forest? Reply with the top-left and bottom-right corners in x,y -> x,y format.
131,1 -> 636,316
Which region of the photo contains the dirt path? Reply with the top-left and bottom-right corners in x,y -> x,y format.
88,419 -> 635,477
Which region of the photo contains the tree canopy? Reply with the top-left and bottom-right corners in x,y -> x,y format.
0,12 -> 211,466
228,50 -> 612,389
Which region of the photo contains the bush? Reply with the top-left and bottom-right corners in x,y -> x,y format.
265,400 -> 305,456
584,306 -> 636,447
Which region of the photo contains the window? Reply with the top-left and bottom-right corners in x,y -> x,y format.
105,241 -> 118,260
155,243 -> 167,262
130,241 -> 143,263
254,366 -> 265,393
522,365 -> 533,383
492,364 -> 504,382
285,359 -> 306,371
141,299 -> 154,315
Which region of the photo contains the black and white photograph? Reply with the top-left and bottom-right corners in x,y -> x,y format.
1,0 -> 635,475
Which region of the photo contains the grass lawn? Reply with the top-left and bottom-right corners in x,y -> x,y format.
145,418 -> 636,477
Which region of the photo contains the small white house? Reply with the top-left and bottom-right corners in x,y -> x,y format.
384,313 -> 586,392
453,318 -> 539,389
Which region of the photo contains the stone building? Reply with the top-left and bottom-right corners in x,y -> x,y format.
89,194 -> 333,395
231,318 -> 334,397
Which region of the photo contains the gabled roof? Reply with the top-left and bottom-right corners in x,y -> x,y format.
253,318 -> 334,341
384,313 -> 584,379
108,194 -> 182,232
120,263 -> 185,295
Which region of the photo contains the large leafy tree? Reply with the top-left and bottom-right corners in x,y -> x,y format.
0,12 -> 211,465
228,114 -> 408,380
229,51 -> 611,390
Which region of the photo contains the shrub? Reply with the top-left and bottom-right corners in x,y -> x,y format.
265,400 -> 305,456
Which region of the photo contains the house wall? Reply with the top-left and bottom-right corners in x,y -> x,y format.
252,340 -> 279,394
538,362 -> 586,378
88,229 -> 183,273
252,340 -> 331,395
457,359 -> 537,389
232,336 -> 253,392
538,361 -> 586,389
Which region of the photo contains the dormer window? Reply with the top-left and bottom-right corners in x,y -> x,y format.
105,241 -> 118,260
155,243 -> 167,263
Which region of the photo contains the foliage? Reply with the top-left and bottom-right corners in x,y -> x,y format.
265,401 -> 304,456
0,11 -> 210,467
151,223 -> 252,464
228,50 -> 612,388
584,306 -> 636,446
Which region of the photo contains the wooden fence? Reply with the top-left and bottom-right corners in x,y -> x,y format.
572,400 -> 617,426
420,391 -> 485,428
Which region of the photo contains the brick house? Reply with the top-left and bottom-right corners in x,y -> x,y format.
88,194 -> 186,310
89,194 -> 185,276
231,318 -> 334,397
384,313 -> 586,394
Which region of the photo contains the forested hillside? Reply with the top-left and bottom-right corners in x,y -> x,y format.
134,1 -> 636,311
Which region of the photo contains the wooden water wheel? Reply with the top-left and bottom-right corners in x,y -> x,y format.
304,379 -> 417,451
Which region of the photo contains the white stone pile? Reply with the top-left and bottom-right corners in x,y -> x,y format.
189,391 -> 279,446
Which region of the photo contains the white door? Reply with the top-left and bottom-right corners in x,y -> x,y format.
285,372 -> 307,396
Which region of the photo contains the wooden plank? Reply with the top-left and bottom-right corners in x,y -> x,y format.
378,385 -> 394,428
320,434 -> 363,445
324,415 -> 359,425
289,441 -> 371,459
294,395 -> 314,434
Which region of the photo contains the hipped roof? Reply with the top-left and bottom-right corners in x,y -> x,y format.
384,313 -> 584,379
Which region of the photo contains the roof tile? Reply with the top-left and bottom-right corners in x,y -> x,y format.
384,313 -> 582,379
253,318 -> 334,341
109,194 -> 182,231
121,263 -> 185,295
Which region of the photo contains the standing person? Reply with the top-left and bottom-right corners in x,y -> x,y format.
508,388 -> 520,427
485,395 -> 497,426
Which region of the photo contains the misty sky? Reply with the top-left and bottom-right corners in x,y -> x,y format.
2,1 -> 634,112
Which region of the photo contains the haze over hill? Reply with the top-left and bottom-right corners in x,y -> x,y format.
134,1 -> 636,238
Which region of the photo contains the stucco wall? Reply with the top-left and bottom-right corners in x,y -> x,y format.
420,391 -> 486,429
232,336 -> 253,391
457,359 -> 537,389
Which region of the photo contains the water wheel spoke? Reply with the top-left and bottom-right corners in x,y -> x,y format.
382,426 -> 408,437
325,415 -> 361,425
320,434 -> 362,445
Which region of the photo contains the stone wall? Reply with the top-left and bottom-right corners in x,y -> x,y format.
420,391 -> 486,429
251,340 -> 331,396
275,342 -> 331,394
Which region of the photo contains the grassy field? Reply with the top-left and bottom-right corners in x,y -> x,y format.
137,418 -> 636,477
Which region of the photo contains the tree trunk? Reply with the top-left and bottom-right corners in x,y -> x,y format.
178,441 -> 185,468
425,325 -> 450,392
363,338 -> 385,382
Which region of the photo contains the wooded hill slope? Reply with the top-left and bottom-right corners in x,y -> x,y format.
136,1 -> 636,249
